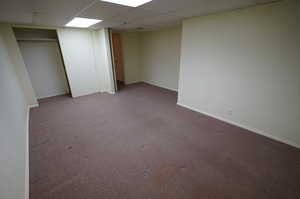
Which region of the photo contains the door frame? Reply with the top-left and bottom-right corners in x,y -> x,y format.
109,30 -> 126,92
108,28 -> 118,92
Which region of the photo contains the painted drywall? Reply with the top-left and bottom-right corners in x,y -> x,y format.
0,24 -> 37,106
121,32 -> 141,84
120,27 -> 182,90
178,0 -> 300,148
0,35 -> 29,199
19,41 -> 69,99
140,27 -> 182,91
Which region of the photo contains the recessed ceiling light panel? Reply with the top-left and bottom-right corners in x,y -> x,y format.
101,0 -> 152,7
65,17 -> 102,28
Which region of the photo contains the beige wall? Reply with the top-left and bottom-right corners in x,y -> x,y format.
0,24 -> 37,106
121,27 -> 182,91
0,34 -> 29,199
121,32 -> 141,84
178,0 -> 300,148
140,27 -> 182,91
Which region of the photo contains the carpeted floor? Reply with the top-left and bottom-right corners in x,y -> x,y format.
29,83 -> 300,199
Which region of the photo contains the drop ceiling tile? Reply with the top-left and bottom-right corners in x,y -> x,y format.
112,13 -> 182,31
170,0 -> 257,18
0,0 -> 33,23
114,23 -> 157,31
133,14 -> 182,27
0,0 -> 278,29
140,0 -> 277,18
0,0 -> 33,12
110,7 -> 164,24
32,0 -> 96,27
90,20 -> 123,29
32,12 -> 72,27
79,1 -> 132,20
33,0 -> 94,14
140,0 -> 190,13
0,11 -> 33,24
153,20 -> 182,29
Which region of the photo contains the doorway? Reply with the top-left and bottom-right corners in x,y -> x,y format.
111,32 -> 125,91
14,28 -> 71,99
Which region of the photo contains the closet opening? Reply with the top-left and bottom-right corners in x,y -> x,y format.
13,27 -> 71,99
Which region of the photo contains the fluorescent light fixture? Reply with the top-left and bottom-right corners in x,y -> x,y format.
101,0 -> 152,7
65,17 -> 102,28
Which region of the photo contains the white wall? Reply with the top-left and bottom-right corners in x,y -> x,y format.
0,24 -> 37,106
121,32 -> 141,84
140,27 -> 182,91
0,35 -> 29,199
121,27 -> 182,90
57,28 -> 114,97
19,41 -> 69,99
178,0 -> 300,148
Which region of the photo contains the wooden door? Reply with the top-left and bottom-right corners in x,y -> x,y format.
112,32 -> 125,83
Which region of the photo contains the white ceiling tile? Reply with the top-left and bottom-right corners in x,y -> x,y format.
110,8 -> 164,24
0,11 -> 33,24
90,20 -> 123,29
139,0 -> 189,13
168,0 -> 277,18
33,0 -> 94,13
0,0 -> 279,29
32,13 -> 71,27
133,14 -> 182,26
114,23 -> 157,31
0,0 -> 33,24
112,13 -> 182,31
0,0 -> 33,12
79,1 -> 132,20
153,20 -> 182,29
32,0 -> 96,27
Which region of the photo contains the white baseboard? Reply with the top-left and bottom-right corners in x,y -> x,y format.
108,91 -> 115,94
25,106 -> 31,199
29,104 -> 39,109
25,104 -> 39,199
177,102 -> 299,149
38,92 -> 69,100
143,81 -> 178,92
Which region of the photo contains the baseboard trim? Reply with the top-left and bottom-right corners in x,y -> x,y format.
25,104 -> 39,199
25,106 -> 31,199
143,81 -> 178,92
125,81 -> 142,85
29,104 -> 39,109
108,91 -> 115,94
177,102 -> 299,149
38,92 -> 69,100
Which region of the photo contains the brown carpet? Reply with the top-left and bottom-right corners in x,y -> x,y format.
29,83 -> 300,199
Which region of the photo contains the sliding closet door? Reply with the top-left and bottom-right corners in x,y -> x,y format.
56,29 -> 100,97
19,41 -> 69,99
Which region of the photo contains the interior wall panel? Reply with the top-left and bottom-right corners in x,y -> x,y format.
178,0 -> 300,148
